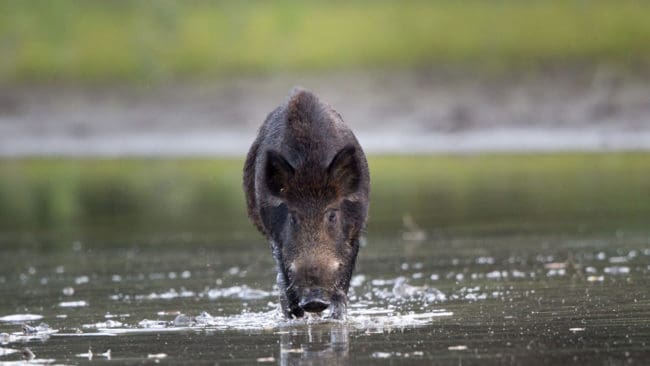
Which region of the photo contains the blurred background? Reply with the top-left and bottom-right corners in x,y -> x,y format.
2,4 -> 650,363
0,0 -> 649,248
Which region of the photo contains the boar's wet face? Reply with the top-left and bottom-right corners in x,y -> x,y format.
261,146 -> 364,318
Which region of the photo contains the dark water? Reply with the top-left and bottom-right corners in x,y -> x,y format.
1,154 -> 649,365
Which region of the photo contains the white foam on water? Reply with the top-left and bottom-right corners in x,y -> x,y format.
2,325 -> 59,345
58,300 -> 88,308
51,332 -> 116,337
82,320 -> 123,329
110,286 -> 276,302
448,345 -> 468,351
604,266 -> 630,275
205,285 -> 274,300
0,314 -> 43,322
0,358 -> 58,365
0,347 -> 19,356
93,305 -> 453,335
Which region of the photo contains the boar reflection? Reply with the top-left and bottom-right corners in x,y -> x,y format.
244,89 -> 370,319
280,324 -> 349,366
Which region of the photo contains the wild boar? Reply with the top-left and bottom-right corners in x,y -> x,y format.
243,88 -> 370,319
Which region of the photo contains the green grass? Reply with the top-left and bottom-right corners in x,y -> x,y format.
1,0 -> 650,83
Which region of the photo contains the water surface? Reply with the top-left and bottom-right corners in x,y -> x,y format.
1,154 -> 649,364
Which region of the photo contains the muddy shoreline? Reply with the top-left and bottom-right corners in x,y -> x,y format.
1,69 -> 649,156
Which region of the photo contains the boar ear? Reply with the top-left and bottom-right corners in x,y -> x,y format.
328,145 -> 361,195
265,150 -> 294,197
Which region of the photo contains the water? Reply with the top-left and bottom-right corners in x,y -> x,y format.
1,154 -> 649,364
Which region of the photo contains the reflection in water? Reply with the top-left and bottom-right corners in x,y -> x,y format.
280,324 -> 349,366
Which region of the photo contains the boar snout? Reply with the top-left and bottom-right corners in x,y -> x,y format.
299,288 -> 330,313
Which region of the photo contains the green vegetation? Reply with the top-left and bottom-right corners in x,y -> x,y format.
1,154 -> 649,249
1,0 -> 649,82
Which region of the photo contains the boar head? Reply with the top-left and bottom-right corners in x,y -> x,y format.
260,145 -> 365,319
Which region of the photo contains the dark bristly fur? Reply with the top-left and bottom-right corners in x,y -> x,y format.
243,88 -> 370,319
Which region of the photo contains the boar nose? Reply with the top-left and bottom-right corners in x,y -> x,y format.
299,288 -> 330,313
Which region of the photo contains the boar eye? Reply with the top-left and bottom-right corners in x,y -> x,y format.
326,209 -> 339,224
290,212 -> 300,226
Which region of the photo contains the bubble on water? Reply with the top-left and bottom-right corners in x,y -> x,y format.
388,277 -> 447,303
56,314 -> 67,319
62,287 -> 75,296
148,273 -> 166,280
83,320 -> 123,329
585,266 -> 597,274
569,327 -> 586,332
511,270 -> 526,278
536,255 -> 554,263
59,300 -> 88,308
350,274 -> 366,287
173,314 -> 192,327
412,273 -> 423,279
476,256 -> 495,265
596,252 -> 606,260
39,278 -> 48,285
147,353 -> 167,359
72,241 -> 82,251
76,348 -> 93,360
546,268 -> 566,277
168,272 -> 177,279
206,285 -> 274,300
372,352 -> 391,358
430,274 -> 439,281
486,270 -> 505,279
604,266 -> 630,275
448,345 -> 468,351
75,276 -> 89,285
464,293 -> 487,301
370,350 -> 423,358
544,262 -> 566,270
587,275 -> 604,282
55,266 -> 65,274
136,288 -> 195,300
195,311 -> 214,325
181,270 -> 191,279
391,277 -> 420,297
139,319 -> 168,328
455,273 -> 464,281
608,256 -> 628,264
27,266 -> 36,275
371,278 -> 396,286
111,275 -> 122,282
